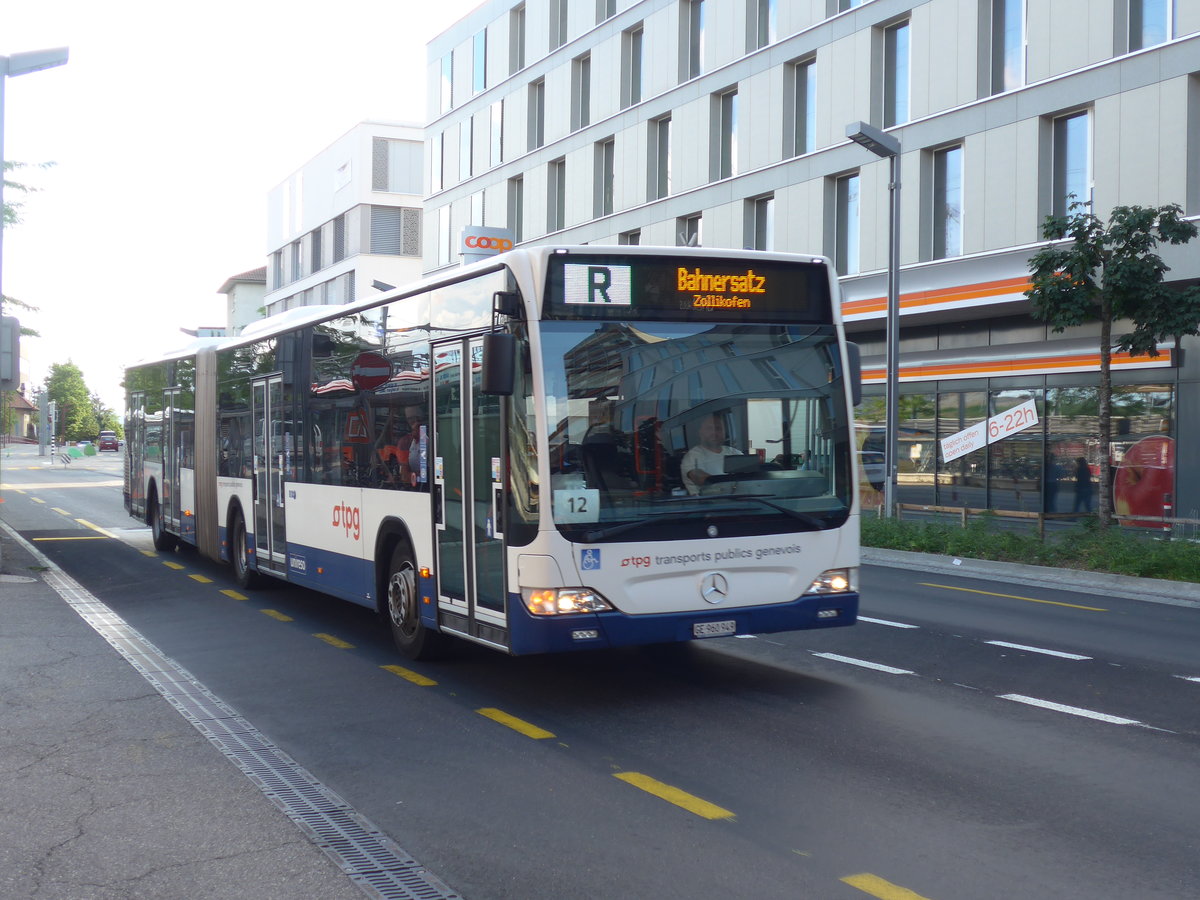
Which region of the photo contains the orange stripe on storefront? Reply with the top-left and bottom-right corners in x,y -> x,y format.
843,276 -> 1032,318
861,349 -> 1171,382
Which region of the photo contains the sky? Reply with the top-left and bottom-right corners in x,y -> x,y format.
3,0 -> 481,411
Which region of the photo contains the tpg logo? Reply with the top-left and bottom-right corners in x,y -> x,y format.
332,502 -> 361,541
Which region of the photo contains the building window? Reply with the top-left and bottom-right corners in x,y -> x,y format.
271,251 -> 282,290
471,191 -> 485,227
333,214 -> 346,263
595,138 -> 615,217
437,206 -> 452,266
572,53 -> 592,131
883,20 -> 910,128
748,0 -> 776,51
473,30 -> 487,94
789,58 -> 816,156
510,4 -> 526,74
290,240 -> 302,281
507,176 -> 524,241
459,117 -> 473,182
678,213 -> 702,246
528,79 -> 545,150
550,0 -> 568,51
746,195 -> 774,250
1052,111 -> 1091,216
681,0 -> 705,81
431,132 -> 444,193
989,0 -> 1024,94
835,173 -> 860,276
1130,0 -> 1171,51
310,227 -> 323,271
373,138 -> 422,193
490,101 -> 504,168
371,206 -> 404,255
649,116 -> 672,200
619,229 -> 641,245
548,158 -> 566,232
440,53 -> 453,115
622,24 -> 644,108
932,145 -> 963,259
597,0 -> 616,23
837,0 -> 864,10
715,88 -> 738,180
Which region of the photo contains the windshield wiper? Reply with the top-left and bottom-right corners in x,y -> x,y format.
722,494 -> 830,529
583,513 -> 702,542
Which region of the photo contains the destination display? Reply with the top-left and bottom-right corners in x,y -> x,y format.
544,254 -> 833,322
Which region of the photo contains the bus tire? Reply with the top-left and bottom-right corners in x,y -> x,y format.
386,543 -> 446,660
231,511 -> 263,589
149,493 -> 178,553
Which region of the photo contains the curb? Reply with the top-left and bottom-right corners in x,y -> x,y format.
862,547 -> 1200,609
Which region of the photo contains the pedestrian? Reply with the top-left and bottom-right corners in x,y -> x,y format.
1073,456 -> 1092,513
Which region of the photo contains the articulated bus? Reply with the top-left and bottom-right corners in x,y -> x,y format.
125,246 -> 862,658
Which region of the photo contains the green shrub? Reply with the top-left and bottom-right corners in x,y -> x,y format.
861,514 -> 1200,583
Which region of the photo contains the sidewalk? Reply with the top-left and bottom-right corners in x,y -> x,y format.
863,546 -> 1200,609
0,525 -> 367,900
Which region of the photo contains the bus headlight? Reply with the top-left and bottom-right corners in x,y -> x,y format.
805,567 -> 856,594
522,588 -> 613,616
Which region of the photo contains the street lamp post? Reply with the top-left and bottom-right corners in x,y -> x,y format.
845,121 -> 901,517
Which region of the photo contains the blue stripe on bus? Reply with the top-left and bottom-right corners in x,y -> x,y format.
505,592 -> 859,655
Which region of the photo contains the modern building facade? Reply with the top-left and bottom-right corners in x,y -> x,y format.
426,0 -> 1200,522
264,121 -> 426,319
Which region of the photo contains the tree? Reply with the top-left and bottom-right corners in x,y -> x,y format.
3,161 -> 48,334
90,391 -> 122,436
44,362 -> 98,442
1025,201 -> 1200,526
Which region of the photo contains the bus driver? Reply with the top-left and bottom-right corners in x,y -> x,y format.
681,414 -> 740,495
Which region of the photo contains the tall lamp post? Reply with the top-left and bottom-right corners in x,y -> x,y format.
845,121 -> 901,517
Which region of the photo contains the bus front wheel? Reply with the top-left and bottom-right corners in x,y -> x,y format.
386,544 -> 446,660
149,494 -> 178,553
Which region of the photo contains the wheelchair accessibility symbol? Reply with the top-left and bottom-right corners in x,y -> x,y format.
580,549 -> 601,571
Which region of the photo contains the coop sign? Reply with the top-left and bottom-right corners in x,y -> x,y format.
940,398 -> 1040,463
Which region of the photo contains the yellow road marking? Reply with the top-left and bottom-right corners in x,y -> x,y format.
613,772 -> 735,820
189,574 -> 213,584
261,609 -> 293,622
919,582 -> 1106,611
842,873 -> 932,900
163,561 -> 185,570
314,632 -> 354,649
140,550 -> 157,557
75,518 -> 119,539
51,507 -> 71,516
221,589 -> 248,600
31,497 -> 46,503
33,535 -> 108,541
476,707 -> 555,740
382,665 -> 438,686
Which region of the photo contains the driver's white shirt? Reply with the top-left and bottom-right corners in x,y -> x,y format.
680,445 -> 740,494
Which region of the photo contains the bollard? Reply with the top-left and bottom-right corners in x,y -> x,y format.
1162,493 -> 1173,541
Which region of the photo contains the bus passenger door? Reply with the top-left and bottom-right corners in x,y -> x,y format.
252,376 -> 288,574
433,337 -> 506,646
162,389 -> 180,532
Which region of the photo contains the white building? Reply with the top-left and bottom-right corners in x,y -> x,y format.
264,121 -> 426,318
217,266 -> 266,336
425,0 -> 1200,518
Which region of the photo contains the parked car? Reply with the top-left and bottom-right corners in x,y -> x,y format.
98,431 -> 119,451
858,450 -> 885,490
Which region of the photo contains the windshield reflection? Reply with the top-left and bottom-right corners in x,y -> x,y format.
542,322 -> 852,542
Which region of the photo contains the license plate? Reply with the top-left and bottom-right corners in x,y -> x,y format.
693,619 -> 737,638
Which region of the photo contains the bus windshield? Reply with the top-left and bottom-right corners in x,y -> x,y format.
542,320 -> 853,543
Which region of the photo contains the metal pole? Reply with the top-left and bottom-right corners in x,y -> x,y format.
883,152 -> 901,517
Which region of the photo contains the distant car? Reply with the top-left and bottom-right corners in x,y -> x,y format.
76,440 -> 92,447
858,450 -> 885,490
98,431 -> 119,451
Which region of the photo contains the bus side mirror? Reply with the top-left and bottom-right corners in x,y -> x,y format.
481,332 -> 515,396
845,342 -> 862,407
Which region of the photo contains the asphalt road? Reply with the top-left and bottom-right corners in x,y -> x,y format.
3,446 -> 1198,900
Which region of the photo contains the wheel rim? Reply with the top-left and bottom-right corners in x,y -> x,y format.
388,561 -> 419,639
150,500 -> 162,541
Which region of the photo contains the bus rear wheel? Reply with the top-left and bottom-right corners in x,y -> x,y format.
149,494 -> 178,552
386,544 -> 446,660
231,512 -> 262,589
